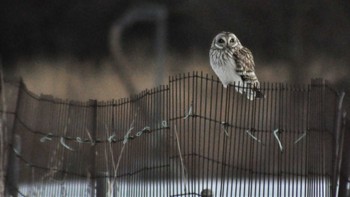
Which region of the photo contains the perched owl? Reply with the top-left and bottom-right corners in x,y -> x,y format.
209,31 -> 264,100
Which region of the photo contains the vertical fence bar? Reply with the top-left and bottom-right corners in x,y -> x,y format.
167,76 -> 171,195
214,74 -> 221,195
223,79 -> 232,196
180,73 -> 185,194
217,74 -> 224,197
332,92 -> 346,197
89,100 -> 98,197
305,83 -> 310,197
166,76 -> 171,195
6,135 -> 20,197
278,83 -> 283,197
96,100 -> 106,197
338,117 -> 349,197
207,75 -> 214,194
203,74 -> 209,192
197,72 -> 202,194
185,72 -> 190,194
5,79 -> 23,197
319,81 -> 325,197
262,82 -> 268,197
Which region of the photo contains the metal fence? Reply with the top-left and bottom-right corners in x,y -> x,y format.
1,72 -> 346,197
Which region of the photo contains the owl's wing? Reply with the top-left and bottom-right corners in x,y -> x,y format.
233,47 -> 258,83
233,47 -> 265,99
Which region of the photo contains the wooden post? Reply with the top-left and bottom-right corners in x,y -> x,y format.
96,172 -> 107,197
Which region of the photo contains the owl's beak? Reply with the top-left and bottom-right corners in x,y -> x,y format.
224,45 -> 232,50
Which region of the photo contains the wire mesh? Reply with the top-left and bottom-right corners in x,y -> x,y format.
1,72 -> 344,197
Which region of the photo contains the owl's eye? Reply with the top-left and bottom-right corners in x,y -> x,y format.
218,38 -> 225,44
229,39 -> 235,43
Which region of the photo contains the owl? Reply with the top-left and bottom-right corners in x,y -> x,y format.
209,31 -> 264,100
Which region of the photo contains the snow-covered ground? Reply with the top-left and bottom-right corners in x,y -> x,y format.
19,177 -> 330,197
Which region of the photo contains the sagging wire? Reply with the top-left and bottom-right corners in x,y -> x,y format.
273,129 -> 283,152
40,133 -> 95,145
38,122 -> 163,146
106,120 -> 167,144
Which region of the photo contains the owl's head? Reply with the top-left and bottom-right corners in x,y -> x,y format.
211,31 -> 242,50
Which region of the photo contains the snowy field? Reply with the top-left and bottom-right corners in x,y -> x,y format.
19,177 -> 330,197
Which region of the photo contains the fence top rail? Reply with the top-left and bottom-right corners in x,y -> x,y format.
170,71 -> 340,94
3,71 -> 341,106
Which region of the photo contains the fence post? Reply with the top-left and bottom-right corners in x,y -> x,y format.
96,172 -> 108,197
5,135 -> 20,197
338,116 -> 349,197
5,79 -> 23,197
332,92 -> 346,197
89,99 -> 98,197
339,118 -> 350,197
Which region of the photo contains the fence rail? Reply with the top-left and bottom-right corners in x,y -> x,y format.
1,71 -> 346,197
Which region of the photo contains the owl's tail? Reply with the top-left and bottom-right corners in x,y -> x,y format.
233,82 -> 264,100
251,87 -> 265,100
242,84 -> 265,101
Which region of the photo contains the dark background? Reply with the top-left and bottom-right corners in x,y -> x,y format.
0,0 -> 350,103
0,0 -> 349,99
0,0 -> 350,98
1,0 -> 350,194
1,0 -> 350,62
